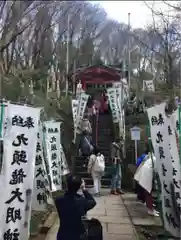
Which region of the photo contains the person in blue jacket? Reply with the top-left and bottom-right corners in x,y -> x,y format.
136,151 -> 148,167
135,147 -> 149,202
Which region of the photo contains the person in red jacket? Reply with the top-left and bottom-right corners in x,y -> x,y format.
101,90 -> 108,114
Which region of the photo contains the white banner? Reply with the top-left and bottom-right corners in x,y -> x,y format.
115,85 -> 125,137
32,127 -> 54,211
107,86 -> 125,138
0,104 -> 40,240
40,124 -> 54,206
113,81 -> 124,105
72,99 -> 78,141
121,78 -> 129,99
0,103 -> 8,139
75,92 -> 89,135
147,103 -> 180,237
72,99 -> 78,129
166,115 -> 181,216
60,144 -> 69,176
44,121 -> 62,192
171,109 -> 179,134
107,88 -> 119,123
143,80 -> 155,92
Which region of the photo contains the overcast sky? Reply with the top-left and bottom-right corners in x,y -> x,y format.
97,1 -> 178,29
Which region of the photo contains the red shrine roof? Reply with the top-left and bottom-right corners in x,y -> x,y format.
72,64 -> 123,83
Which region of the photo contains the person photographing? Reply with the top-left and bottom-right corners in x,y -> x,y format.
110,138 -> 124,195
55,175 -> 96,240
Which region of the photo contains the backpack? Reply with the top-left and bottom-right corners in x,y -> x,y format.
81,218 -> 103,240
94,154 -> 105,172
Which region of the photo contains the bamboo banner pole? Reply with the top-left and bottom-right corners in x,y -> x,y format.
178,104 -> 181,164
0,103 -> 4,138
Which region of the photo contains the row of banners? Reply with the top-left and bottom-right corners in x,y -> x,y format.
72,82 -> 126,141
147,103 -> 180,237
73,81 -> 181,237
0,103 -> 69,239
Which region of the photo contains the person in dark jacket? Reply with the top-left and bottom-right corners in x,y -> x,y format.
110,138 -> 124,195
80,130 -> 93,158
55,175 -> 96,240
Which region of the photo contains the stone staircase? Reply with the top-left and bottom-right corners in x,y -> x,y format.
76,113 -> 114,187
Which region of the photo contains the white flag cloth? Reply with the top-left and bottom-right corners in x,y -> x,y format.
169,110 -> 181,222
0,102 -> 9,139
147,103 -> 180,238
72,99 -> 78,140
60,144 -> 69,176
170,109 -> 179,135
72,93 -> 89,140
134,153 -> 156,193
108,85 -> 125,139
107,88 -> 119,123
72,99 -> 78,128
44,121 -> 62,192
0,103 -> 40,240
32,127 -> 53,211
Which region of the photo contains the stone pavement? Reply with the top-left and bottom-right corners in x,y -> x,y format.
45,190 -> 138,240
122,193 -> 162,227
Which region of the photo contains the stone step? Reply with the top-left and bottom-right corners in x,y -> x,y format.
97,129 -> 113,132
97,131 -> 113,135
97,124 -> 112,127
97,134 -> 113,138
98,140 -> 113,143
97,125 -> 113,129
98,136 -> 113,140
97,128 -> 113,132
98,124 -> 112,127
98,142 -> 112,146
97,123 -> 113,127
98,145 -> 111,148
98,115 -> 112,119
99,140 -> 112,143
98,139 -> 112,143
75,165 -> 112,173
98,145 -> 112,150
98,142 -> 113,145
98,146 -> 112,149
76,171 -> 112,179
98,138 -> 113,142
76,156 -> 85,161
97,143 -> 111,147
76,159 -> 111,167
83,177 -> 111,186
98,142 -> 111,146
97,120 -> 112,124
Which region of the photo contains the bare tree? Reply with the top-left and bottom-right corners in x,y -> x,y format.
0,1 -> 147,99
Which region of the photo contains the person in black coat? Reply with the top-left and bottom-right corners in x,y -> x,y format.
55,175 -> 96,240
